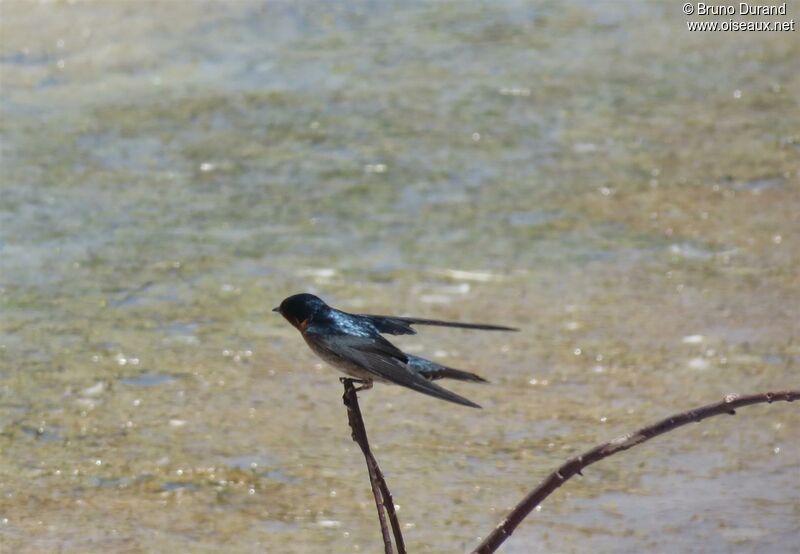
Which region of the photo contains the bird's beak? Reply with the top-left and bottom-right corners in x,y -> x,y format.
272,307 -> 280,313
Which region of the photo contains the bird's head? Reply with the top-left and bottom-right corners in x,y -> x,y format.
273,293 -> 327,330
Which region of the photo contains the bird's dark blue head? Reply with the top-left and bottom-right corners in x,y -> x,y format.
273,293 -> 328,330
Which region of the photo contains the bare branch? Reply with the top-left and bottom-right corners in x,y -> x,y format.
341,379 -> 407,554
472,390 -> 800,554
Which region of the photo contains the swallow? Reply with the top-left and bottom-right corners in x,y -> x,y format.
273,293 -> 517,408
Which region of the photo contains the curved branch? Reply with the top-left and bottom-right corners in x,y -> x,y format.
473,390 -> 800,554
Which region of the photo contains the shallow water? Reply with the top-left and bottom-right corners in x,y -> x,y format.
1,1 -> 798,552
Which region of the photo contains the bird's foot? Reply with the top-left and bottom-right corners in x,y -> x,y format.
339,377 -> 373,392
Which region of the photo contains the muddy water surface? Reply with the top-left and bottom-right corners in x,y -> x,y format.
1,2 -> 798,553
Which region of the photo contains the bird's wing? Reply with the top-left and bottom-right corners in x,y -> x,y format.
406,355 -> 488,383
356,314 -> 518,335
306,329 -> 481,408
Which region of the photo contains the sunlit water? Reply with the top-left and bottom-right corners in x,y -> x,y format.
1,2 -> 798,553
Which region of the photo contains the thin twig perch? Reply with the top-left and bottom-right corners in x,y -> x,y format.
472,389 -> 800,554
341,379 -> 407,554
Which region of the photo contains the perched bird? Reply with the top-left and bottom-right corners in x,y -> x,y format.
273,293 -> 517,408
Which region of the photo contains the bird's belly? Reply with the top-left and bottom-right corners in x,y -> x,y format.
304,336 -> 385,382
